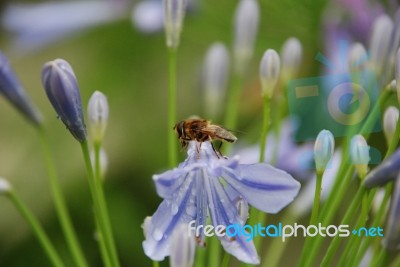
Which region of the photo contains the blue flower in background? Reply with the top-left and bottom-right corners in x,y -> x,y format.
143,141 -> 300,264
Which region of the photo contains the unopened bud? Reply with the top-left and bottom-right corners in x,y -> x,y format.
350,135 -> 370,177
281,37 -> 302,80
348,42 -> 368,73
203,42 -> 230,117
259,49 -> 280,98
383,106 -> 399,145
42,59 -> 86,142
0,178 -> 11,195
369,15 -> 393,75
314,130 -> 334,173
164,0 -> 187,49
88,91 -> 109,143
233,0 -> 259,74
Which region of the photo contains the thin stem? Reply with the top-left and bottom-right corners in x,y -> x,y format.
243,96 -> 272,264
194,247 -> 206,267
298,166 -> 353,267
168,48 -> 178,168
80,141 -> 120,267
221,253 -> 230,267
320,186 -> 366,267
6,190 -> 64,267
224,74 -> 243,131
259,96 -> 271,162
261,212 -> 297,267
152,261 -> 160,267
373,250 -> 391,267
337,187 -> 373,267
309,171 -> 324,226
208,236 -> 221,267
94,141 -> 112,267
38,126 -> 88,267
353,182 -> 393,266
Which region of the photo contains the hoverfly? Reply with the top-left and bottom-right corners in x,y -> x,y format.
173,118 -> 237,158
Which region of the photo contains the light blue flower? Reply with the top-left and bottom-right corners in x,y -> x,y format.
142,141 -> 300,264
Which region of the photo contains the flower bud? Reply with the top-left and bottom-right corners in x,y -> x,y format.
0,51 -> 42,125
0,178 -> 11,195
280,37 -> 302,80
348,42 -> 368,73
382,175 -> 400,251
314,130 -> 334,173
350,135 -> 370,177
259,49 -> 280,98
233,0 -> 259,74
42,59 -> 86,142
164,0 -> 187,49
364,148 -> 400,188
383,106 -> 399,145
169,223 -> 195,267
203,42 -> 230,118
88,91 -> 109,143
369,15 -> 393,75
387,80 -> 396,92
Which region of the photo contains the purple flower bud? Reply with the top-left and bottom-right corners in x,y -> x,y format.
42,59 -> 86,142
364,148 -> 400,188
0,51 -> 42,125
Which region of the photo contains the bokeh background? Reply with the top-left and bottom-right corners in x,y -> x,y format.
0,0 -> 393,266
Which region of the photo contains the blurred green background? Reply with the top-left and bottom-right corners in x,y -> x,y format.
0,0 -> 328,266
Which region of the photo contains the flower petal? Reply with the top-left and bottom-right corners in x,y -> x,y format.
204,170 -> 260,264
222,163 -> 301,214
143,177 -> 196,261
153,168 -> 189,199
364,148 -> 400,188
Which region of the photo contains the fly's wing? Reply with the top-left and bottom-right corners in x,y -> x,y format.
202,125 -> 237,143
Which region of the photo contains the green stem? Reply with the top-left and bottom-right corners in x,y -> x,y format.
261,212 -> 297,267
208,236 -> 221,267
373,250 -> 391,267
353,183 -> 393,266
320,186 -> 366,267
221,253 -> 230,267
309,171 -> 324,226
194,247 -> 206,267
80,141 -> 120,267
244,96 -> 272,263
38,127 -> 88,267
224,74 -> 243,131
168,48 -> 178,168
152,261 -> 160,267
6,190 -> 64,267
259,96 -> 271,163
297,166 -> 353,267
337,188 -> 373,267
94,141 -> 112,267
